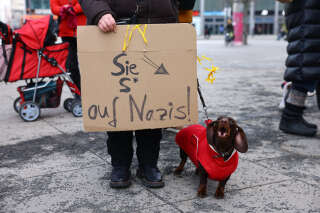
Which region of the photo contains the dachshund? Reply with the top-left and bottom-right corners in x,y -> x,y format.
174,116 -> 248,199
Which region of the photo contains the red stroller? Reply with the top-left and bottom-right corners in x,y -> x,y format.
0,16 -> 82,121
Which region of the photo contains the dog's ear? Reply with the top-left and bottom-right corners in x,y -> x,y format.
207,121 -> 218,145
234,125 -> 248,153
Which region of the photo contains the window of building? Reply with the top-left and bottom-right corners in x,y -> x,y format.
26,0 -> 50,10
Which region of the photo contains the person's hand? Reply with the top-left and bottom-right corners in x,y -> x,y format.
98,14 -> 116,33
277,0 -> 293,3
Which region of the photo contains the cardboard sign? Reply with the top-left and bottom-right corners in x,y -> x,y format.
77,24 -> 198,132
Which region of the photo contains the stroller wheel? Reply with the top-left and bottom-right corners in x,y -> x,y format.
19,101 -> 41,122
13,97 -> 22,113
71,100 -> 82,117
63,98 -> 74,112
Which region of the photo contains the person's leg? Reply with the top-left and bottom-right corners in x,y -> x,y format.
106,131 -> 133,188
136,129 -> 162,167
279,81 -> 317,136
62,37 -> 81,93
135,128 -> 164,188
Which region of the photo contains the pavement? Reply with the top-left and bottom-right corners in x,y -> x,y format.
1,37 -> 320,213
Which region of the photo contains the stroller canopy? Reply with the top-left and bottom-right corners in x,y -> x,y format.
4,15 -> 68,82
15,16 -> 56,50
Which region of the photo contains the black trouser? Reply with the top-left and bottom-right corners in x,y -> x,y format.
107,129 -> 162,168
62,37 -> 81,91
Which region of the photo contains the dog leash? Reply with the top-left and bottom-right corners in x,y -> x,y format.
197,79 -> 209,120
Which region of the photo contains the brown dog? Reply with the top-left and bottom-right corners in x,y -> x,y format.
174,116 -> 248,199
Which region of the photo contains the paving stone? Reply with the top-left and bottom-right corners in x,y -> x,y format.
0,165 -> 166,213
151,159 -> 290,203
176,179 -> 320,213
257,154 -> 320,187
0,119 -> 61,146
281,138 -> 320,157
0,135 -> 105,182
138,204 -> 181,213
175,199 -> 232,213
223,179 -> 320,213
241,139 -> 291,162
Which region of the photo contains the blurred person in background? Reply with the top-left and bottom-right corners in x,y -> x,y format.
225,18 -> 234,46
50,0 -> 86,93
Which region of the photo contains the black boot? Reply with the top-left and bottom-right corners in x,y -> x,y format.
279,103 -> 317,137
136,166 -> 164,188
110,166 -> 131,188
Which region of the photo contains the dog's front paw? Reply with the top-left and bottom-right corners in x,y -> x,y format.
197,184 -> 207,198
214,187 -> 225,199
173,168 -> 183,176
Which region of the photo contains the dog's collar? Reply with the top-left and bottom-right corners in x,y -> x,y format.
209,144 -> 236,162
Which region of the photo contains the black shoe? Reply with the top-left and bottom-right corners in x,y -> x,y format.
279,116 -> 317,137
110,167 -> 131,189
136,166 -> 164,188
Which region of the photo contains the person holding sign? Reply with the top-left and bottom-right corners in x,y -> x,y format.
79,0 -> 195,189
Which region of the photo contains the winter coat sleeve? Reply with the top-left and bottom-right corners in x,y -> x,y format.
50,0 -> 63,16
78,0 -> 114,25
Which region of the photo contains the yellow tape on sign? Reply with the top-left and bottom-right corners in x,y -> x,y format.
122,27 -> 218,84
122,24 -> 148,52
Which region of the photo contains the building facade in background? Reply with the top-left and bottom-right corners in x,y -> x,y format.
193,0 -> 285,36
25,0 -> 50,14
0,0 -> 25,29
1,0 -> 284,35
0,0 -> 50,29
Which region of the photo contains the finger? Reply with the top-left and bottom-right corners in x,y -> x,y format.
107,17 -> 116,32
98,20 -> 105,32
102,19 -> 114,32
98,22 -> 108,32
113,24 -> 117,33
111,22 -> 116,32
101,18 -> 113,32
105,24 -> 112,32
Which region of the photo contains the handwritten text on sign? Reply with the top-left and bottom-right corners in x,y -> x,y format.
87,52 -> 192,128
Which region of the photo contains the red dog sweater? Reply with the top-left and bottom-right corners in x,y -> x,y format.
175,124 -> 238,181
